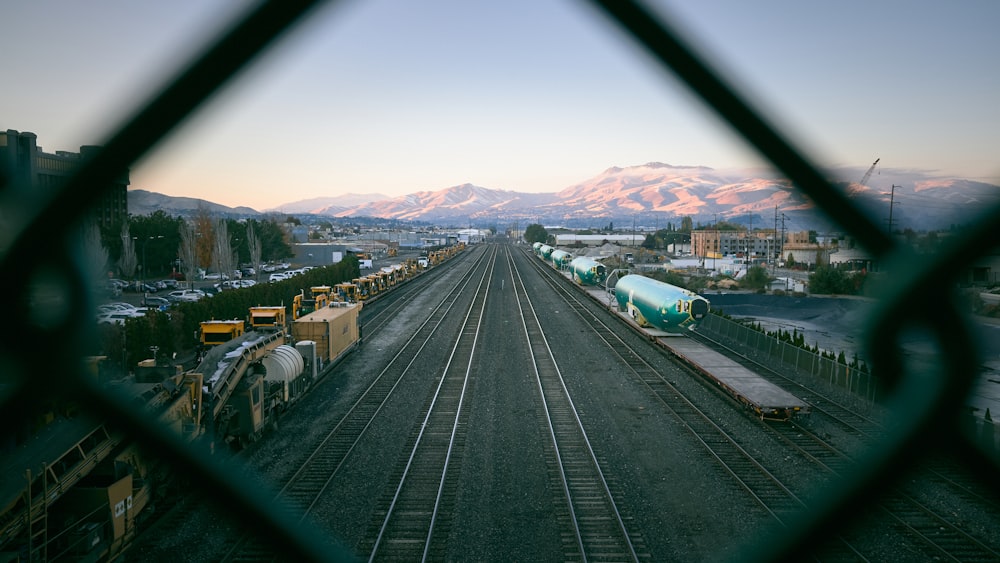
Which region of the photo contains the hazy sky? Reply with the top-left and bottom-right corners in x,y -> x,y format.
3,1 -> 998,211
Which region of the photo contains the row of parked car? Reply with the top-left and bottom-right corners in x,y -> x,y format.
106,278 -> 180,296
268,266 -> 313,283
95,288 -> 214,325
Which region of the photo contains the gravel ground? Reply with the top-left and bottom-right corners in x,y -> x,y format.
128,245 -> 1000,561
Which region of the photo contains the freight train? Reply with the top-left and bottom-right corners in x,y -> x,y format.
529,245 -> 805,420
197,301 -> 361,448
550,249 -> 574,269
614,274 -> 710,333
1,243 -> 468,561
197,245 -> 471,446
569,256 -> 607,287
531,245 -> 709,333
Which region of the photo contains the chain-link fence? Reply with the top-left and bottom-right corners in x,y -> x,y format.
2,1 -> 998,561
698,313 -> 881,405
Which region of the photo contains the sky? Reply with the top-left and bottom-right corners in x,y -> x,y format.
3,0 -> 998,212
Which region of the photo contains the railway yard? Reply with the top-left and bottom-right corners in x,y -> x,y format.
8,239 -> 1000,561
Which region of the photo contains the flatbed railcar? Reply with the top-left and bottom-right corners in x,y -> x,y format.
658,337 -> 809,420
528,247 -> 808,420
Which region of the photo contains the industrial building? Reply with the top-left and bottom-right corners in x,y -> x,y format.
0,129 -> 129,229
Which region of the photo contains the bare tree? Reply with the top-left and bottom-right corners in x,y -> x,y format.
178,220 -> 199,285
193,205 -> 215,269
246,221 -> 262,281
119,223 -> 137,278
213,219 -> 234,281
80,221 -> 110,281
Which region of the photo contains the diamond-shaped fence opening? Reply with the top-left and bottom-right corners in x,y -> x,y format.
2,1 -> 997,561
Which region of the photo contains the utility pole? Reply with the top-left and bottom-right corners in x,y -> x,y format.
713,213 -> 718,272
887,184 -> 900,234
780,213 -> 789,288
780,213 -> 788,262
773,206 -> 778,274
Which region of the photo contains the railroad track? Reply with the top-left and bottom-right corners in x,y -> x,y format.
358,244 -> 497,561
519,249 -> 867,558
688,328 -> 883,442
691,329 -> 1000,560
526,249 -> 1000,560
361,249 -> 472,338
508,246 -> 643,562
216,246 -> 493,561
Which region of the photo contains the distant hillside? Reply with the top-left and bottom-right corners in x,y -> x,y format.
128,189 -> 260,217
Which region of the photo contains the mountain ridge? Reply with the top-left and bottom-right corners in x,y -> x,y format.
127,162 -> 1000,231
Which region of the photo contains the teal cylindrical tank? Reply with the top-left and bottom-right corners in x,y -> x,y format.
550,249 -> 574,269
539,244 -> 554,260
532,242 -> 543,255
614,274 -> 710,332
570,257 -> 607,286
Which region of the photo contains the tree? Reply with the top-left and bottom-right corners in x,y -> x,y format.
130,211 -> 184,279
246,220 -> 263,281
178,220 -> 199,283
192,205 -> 215,269
680,216 -> 693,232
256,215 -> 294,261
741,265 -> 770,290
212,219 -> 235,279
119,223 -> 137,278
80,221 -> 109,281
809,265 -> 853,295
524,223 -> 548,244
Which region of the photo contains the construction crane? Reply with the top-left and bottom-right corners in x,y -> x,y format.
859,157 -> 880,187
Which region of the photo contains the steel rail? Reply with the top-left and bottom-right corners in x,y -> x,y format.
367,245 -> 496,561
508,246 -> 641,562
218,246 -> 490,561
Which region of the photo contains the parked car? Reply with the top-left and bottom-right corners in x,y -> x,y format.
97,302 -> 140,314
142,296 -> 172,311
217,279 -> 257,290
268,272 -> 288,283
165,289 -> 207,302
124,281 -> 158,293
96,310 -> 146,325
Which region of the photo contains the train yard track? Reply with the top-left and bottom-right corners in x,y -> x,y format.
218,249 -> 493,560
507,247 -> 643,562
688,330 -> 1000,560
130,241 -> 1000,561
358,245 -> 494,560
524,247 -> 1000,561
516,249 -> 852,550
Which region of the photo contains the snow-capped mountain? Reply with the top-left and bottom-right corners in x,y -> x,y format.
129,162 -> 1000,231
323,183 -> 559,222
267,193 -> 391,215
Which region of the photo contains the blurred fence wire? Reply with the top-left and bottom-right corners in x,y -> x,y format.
2,0 -> 997,561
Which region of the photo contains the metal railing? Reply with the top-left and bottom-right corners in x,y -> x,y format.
698,313 -> 881,406
2,1 -> 997,561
